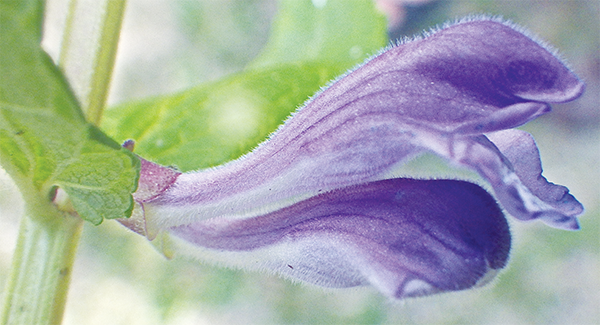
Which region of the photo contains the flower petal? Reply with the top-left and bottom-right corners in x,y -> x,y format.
167,178 -> 511,299
487,129 -> 583,229
425,132 -> 582,230
138,18 -> 584,230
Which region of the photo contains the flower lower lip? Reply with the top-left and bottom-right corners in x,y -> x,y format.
168,178 -> 511,297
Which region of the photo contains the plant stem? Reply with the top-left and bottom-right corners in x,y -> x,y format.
86,0 -> 127,125
59,0 -> 128,126
1,206 -> 83,325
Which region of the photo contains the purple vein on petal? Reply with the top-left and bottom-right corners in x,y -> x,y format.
169,178 -> 511,299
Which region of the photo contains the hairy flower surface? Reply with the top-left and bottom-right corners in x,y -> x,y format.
120,18 -> 585,299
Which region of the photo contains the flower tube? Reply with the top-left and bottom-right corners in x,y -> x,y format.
120,18 -> 585,299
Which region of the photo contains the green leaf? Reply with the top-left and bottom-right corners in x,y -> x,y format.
250,0 -> 387,68
0,0 -> 139,224
103,62 -> 343,171
102,0 -> 387,171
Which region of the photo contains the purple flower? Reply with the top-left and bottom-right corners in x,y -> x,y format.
119,18 -> 584,299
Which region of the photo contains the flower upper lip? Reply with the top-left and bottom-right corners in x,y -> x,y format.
514,80 -> 586,103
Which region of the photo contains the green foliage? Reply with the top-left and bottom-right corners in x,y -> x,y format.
102,0 -> 387,171
103,63 -> 341,171
0,0 -> 139,224
250,0 -> 388,67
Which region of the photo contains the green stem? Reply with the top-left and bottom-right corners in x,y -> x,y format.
86,0 -> 127,125
1,206 -> 83,325
59,0 -> 128,126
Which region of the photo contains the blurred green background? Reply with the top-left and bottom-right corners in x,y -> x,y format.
1,0 -> 599,324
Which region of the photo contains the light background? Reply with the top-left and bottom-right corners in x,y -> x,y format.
1,0 -> 598,324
